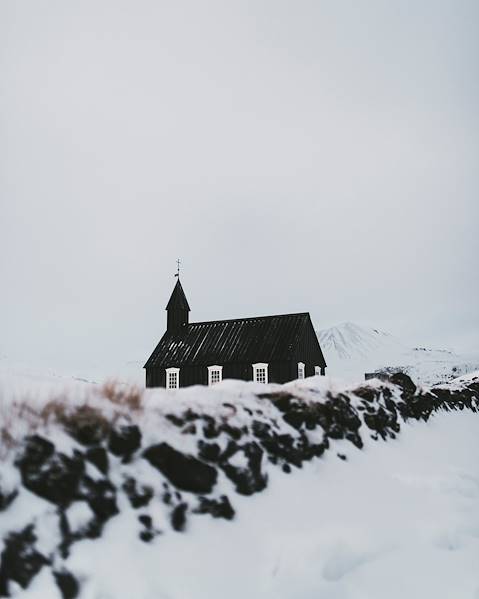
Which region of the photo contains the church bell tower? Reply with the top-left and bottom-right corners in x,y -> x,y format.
166,278 -> 190,334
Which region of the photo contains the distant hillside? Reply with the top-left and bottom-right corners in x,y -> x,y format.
318,322 -> 479,386
318,322 -> 403,360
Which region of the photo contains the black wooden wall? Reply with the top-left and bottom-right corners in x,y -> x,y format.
291,315 -> 327,378
146,361 -> 292,388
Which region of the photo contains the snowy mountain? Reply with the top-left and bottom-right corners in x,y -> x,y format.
318,322 -> 404,360
318,322 -> 479,386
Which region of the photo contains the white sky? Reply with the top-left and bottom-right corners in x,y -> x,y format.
1,0 -> 478,373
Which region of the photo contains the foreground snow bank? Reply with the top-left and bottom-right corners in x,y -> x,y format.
0,373 -> 478,598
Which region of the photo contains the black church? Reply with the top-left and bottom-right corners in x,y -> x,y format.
144,279 -> 327,389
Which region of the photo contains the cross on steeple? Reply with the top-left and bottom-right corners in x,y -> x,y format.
175,259 -> 181,278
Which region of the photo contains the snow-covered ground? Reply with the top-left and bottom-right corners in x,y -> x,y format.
0,370 -> 478,599
319,322 -> 479,386
16,408 -> 478,599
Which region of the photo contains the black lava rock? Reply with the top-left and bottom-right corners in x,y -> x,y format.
0,525 -> 49,595
222,442 -> 267,496
389,373 -> 417,399
85,446 -> 109,475
0,487 -> 17,512
108,425 -> 142,458
16,438 -> 84,507
63,406 -> 110,446
197,441 -> 221,463
195,495 -> 235,520
79,477 -> 118,522
53,569 -> 80,599
171,502 -> 188,531
123,477 -> 153,509
201,415 -> 220,439
143,443 -> 217,494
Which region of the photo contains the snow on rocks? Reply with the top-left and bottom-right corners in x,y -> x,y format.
0,374 -> 477,597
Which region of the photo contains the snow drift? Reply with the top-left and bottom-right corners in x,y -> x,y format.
0,373 -> 478,598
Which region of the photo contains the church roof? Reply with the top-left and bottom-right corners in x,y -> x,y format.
144,312 -> 318,368
165,279 -> 190,312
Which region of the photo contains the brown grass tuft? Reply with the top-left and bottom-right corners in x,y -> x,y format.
101,380 -> 143,411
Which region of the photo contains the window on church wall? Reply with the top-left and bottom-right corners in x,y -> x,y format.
298,362 -> 305,379
207,365 -> 223,386
315,365 -> 321,376
252,363 -> 268,384
166,367 -> 180,389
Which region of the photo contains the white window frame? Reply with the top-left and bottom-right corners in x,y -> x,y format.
298,362 -> 305,379
315,365 -> 321,376
252,363 -> 268,384
207,365 -> 223,386
166,367 -> 180,389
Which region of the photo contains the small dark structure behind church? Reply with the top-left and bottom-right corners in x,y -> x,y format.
144,279 -> 327,388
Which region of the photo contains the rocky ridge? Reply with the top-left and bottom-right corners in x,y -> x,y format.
0,374 -> 478,597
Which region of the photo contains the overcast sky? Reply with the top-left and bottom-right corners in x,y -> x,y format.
1,0 -> 478,374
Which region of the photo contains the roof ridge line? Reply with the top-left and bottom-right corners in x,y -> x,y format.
189,312 -> 309,326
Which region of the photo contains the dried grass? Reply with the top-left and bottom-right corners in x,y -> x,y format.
100,380 -> 143,411
0,379 -> 144,457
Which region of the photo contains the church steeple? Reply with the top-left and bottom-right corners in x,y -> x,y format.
166,278 -> 190,333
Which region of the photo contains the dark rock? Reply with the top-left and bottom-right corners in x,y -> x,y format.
252,420 -> 272,439
171,502 -> 188,531
123,478 -> 153,509
0,525 -> 49,594
0,487 -> 17,512
260,391 -> 295,407
79,477 -> 118,522
138,514 -> 156,541
139,530 -> 155,543
222,442 -> 267,495
18,435 -> 54,464
221,424 -> 242,440
138,514 -> 152,528
184,409 -> 200,422
197,441 -> 221,463
108,425 -> 141,458
63,406 -> 110,446
85,446 -> 109,475
345,431 -> 363,448
53,569 -> 80,599
183,423 -> 197,435
16,438 -> 84,507
195,495 -> 235,520
58,511 -> 73,558
166,414 -> 185,427
364,406 -> 393,440
354,386 -> 380,402
220,440 -> 240,462
202,416 -> 220,439
143,443 -> 217,494
389,373 -> 417,398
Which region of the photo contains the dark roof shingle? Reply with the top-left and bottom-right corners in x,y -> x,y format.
144,313 -> 309,368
